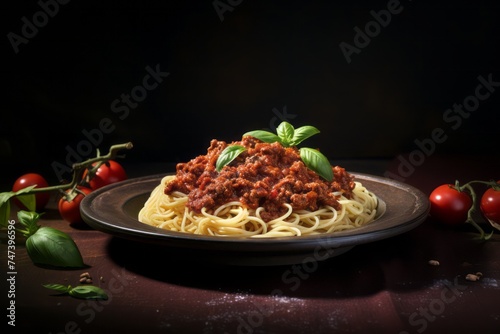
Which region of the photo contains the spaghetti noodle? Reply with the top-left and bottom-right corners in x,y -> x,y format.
138,175 -> 378,237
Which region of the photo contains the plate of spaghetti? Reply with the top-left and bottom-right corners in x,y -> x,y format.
81,122 -> 429,265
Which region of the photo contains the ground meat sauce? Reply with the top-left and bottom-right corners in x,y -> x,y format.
165,136 -> 355,222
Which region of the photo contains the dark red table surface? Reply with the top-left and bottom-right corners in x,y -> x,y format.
2,154 -> 500,334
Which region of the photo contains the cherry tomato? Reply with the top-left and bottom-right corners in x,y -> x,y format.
429,184 -> 472,225
12,173 -> 50,211
480,182 -> 500,225
85,160 -> 127,190
58,186 -> 92,224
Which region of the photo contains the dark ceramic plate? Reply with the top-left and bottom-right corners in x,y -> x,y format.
80,173 -> 429,266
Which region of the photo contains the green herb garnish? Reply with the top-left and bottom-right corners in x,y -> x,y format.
17,210 -> 85,268
43,283 -> 108,300
299,147 -> 334,182
215,145 -> 246,172
215,121 -> 333,181
0,185 -> 37,228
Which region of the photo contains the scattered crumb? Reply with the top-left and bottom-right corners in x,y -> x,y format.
80,272 -> 90,278
79,277 -> 92,284
428,259 -> 440,266
79,272 -> 93,284
465,272 -> 483,282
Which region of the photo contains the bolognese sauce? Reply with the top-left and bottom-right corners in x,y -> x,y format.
165,136 -> 355,222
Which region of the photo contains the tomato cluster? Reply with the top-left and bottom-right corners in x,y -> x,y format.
83,160 -> 127,190
429,180 -> 500,235
12,160 -> 127,225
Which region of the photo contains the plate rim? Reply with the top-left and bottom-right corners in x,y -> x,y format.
80,172 -> 430,253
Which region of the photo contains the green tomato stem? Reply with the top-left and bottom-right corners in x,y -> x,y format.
19,142 -> 133,196
466,179 -> 500,191
456,181 -> 493,241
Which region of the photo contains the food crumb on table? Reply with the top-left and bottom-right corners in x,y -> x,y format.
428,259 -> 440,266
79,272 -> 93,284
465,272 -> 483,282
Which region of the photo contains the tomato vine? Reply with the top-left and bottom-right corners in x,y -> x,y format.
0,142 -> 133,268
429,179 -> 500,241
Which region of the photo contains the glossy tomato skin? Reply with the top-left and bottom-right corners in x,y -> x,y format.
429,184 -> 472,226
58,187 -> 92,224
480,185 -> 500,225
12,173 -> 50,211
87,160 -> 127,190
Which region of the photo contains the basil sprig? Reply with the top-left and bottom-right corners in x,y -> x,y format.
215,121 -> 333,181
215,145 -> 246,172
0,185 -> 37,229
43,283 -> 108,300
17,210 -> 85,268
299,148 -> 333,182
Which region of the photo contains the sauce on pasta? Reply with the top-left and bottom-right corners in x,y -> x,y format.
165,136 -> 354,222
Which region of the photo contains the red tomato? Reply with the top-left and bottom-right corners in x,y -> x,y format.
12,173 -> 50,211
480,182 -> 500,225
429,184 -> 472,225
58,186 -> 92,224
85,160 -> 127,190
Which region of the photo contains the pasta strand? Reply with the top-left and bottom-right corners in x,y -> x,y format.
138,175 -> 378,238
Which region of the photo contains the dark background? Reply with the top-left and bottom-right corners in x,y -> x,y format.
2,0 -> 499,186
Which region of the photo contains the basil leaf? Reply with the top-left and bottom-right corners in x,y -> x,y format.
69,285 -> 108,300
0,196 -> 11,229
43,284 -> 108,300
299,147 -> 334,182
26,227 -> 85,268
243,130 -> 281,144
17,210 -> 41,227
0,186 -> 38,228
14,186 -> 38,213
15,194 -> 36,212
215,145 -> 246,172
290,125 -> 320,146
8,185 -> 37,197
276,121 -> 295,146
43,284 -> 71,294
0,191 -> 14,207
17,210 -> 41,237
